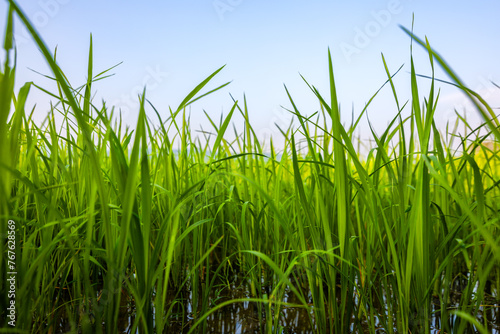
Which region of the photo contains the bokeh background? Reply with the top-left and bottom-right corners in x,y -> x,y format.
1,0 -> 499,149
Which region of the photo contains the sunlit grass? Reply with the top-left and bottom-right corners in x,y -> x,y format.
1,2 -> 499,333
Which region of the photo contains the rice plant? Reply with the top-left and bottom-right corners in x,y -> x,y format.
1,1 -> 499,333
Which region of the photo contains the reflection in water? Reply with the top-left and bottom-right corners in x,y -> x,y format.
53,272 -> 499,333
168,276 -> 316,333
163,273 -> 499,333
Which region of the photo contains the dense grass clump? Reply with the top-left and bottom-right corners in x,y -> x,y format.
1,2 -> 499,333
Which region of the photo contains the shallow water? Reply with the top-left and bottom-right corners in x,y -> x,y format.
49,271 -> 499,333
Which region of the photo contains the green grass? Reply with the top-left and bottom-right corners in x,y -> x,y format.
1,2 -> 499,333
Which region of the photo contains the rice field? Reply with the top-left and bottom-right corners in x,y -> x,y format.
1,2 -> 499,333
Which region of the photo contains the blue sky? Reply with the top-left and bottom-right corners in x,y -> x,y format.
1,0 -> 499,148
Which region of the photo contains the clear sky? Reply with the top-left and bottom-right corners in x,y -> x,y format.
1,0 -> 499,148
